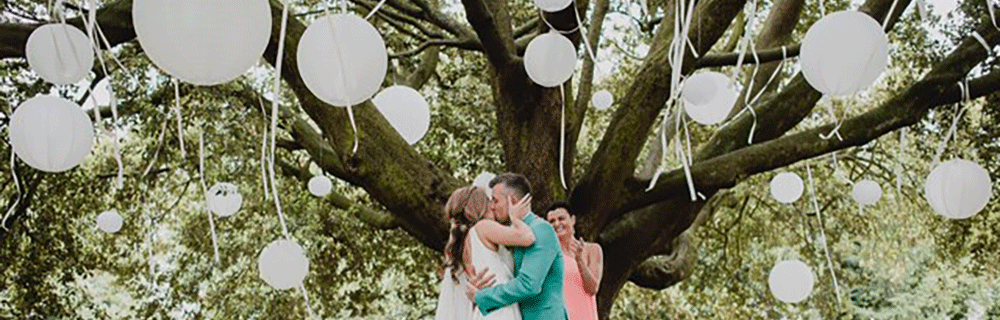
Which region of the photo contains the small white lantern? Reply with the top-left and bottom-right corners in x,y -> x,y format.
298,14 -> 387,107
534,0 -> 572,12
372,85 -> 431,144
308,175 -> 333,197
473,172 -> 495,198
25,23 -> 94,85
524,31 -> 577,88
206,182 -> 242,217
681,72 -> 738,125
132,0 -> 271,85
851,179 -> 882,206
9,96 -> 94,172
768,259 -> 814,303
258,239 -> 310,290
924,159 -> 992,219
770,172 -> 804,204
591,90 -> 614,110
96,210 -> 123,233
800,11 -> 888,96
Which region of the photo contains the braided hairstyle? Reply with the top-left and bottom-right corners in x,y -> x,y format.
441,186 -> 489,281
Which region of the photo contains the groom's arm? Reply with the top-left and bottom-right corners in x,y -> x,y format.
474,220 -> 559,315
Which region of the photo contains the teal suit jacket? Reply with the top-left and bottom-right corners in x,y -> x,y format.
475,213 -> 568,320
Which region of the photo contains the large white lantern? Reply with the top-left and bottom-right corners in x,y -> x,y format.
258,239 -> 310,290
924,159 -> 992,219
298,14 -> 387,107
308,175 -> 332,197
591,90 -> 614,110
524,31 -> 577,88
768,259 -> 815,303
534,0 -> 572,12
96,209 -> 123,233
372,85 -> 431,144
132,0 -> 272,85
681,72 -> 738,125
25,23 -> 94,85
9,96 -> 94,172
206,182 -> 242,217
852,179 -> 882,206
800,11 -> 888,96
770,172 -> 804,204
473,172 -> 496,198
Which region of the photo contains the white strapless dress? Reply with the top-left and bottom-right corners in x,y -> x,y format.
469,226 -> 521,320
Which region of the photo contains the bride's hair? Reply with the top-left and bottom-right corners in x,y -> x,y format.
442,186 -> 488,281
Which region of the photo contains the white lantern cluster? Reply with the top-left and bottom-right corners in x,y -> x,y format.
207,182 -> 243,217
132,0 -> 272,85
25,23 -> 94,85
372,85 -> 431,144
768,259 -> 815,303
591,90 -> 614,110
308,175 -> 333,197
524,31 -> 577,88
770,172 -> 804,204
924,159 -> 992,219
800,11 -> 888,96
851,179 -> 882,207
681,72 -> 738,125
258,239 -> 310,290
96,209 -> 123,234
298,14 -> 387,107
9,96 -> 94,172
473,172 -> 496,198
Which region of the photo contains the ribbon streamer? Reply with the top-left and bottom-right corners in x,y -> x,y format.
322,3 -> 361,156
881,0 -> 899,29
559,84 -> 568,190
199,131 -> 221,264
271,0 -> 292,239
971,31 -> 992,54
1,153 -> 21,231
988,0 -> 999,31
172,79 -> 185,157
806,163 -> 842,305
364,0 -> 389,20
931,80 -> 970,166
257,92 -> 271,201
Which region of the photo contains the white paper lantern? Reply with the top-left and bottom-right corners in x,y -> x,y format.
768,259 -> 814,303
258,239 -> 310,290
681,72 -> 738,125
298,14 -> 387,107
534,0 -> 572,12
924,159 -> 992,219
308,175 -> 333,197
96,210 -> 123,233
591,90 -> 614,110
524,31 -> 577,88
25,23 -> 94,85
132,0 -> 271,85
473,172 -> 496,198
770,172 -> 804,204
206,182 -> 242,217
9,96 -> 94,172
372,85 -> 431,144
852,179 -> 882,206
800,11 -> 888,96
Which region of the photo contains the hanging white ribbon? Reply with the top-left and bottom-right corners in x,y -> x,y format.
142,116 -> 169,177
323,1 -> 360,156
559,84 -> 568,190
256,92 -> 271,201
806,163 -> 842,305
270,0 -> 292,239
931,80 -> 970,166
881,0 -> 899,29
1,152 -> 21,231
989,0 -> 1000,31
971,31 -> 992,54
172,79 -> 185,157
364,0 -> 389,20
199,131 -> 221,264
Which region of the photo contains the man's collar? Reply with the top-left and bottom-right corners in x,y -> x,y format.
523,212 -> 536,223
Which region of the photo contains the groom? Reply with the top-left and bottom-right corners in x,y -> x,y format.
466,173 -> 568,320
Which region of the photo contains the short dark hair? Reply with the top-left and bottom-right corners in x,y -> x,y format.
489,173 -> 531,199
546,200 -> 572,216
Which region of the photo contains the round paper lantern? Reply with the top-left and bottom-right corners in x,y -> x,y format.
924,159 -> 992,219
473,172 -> 496,198
96,210 -> 123,233
25,23 -> 94,85
534,0 -> 572,12
682,72 -> 738,125
524,31 -> 577,88
308,175 -> 333,197
591,90 -> 614,110
800,11 -> 888,96
852,179 -> 882,206
9,96 -> 94,172
768,259 -> 814,303
770,172 -> 804,204
372,85 -> 431,144
258,239 -> 310,290
206,182 -> 242,217
298,14 -> 387,107
132,0 -> 271,85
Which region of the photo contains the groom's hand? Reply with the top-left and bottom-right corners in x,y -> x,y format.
465,266 -> 496,301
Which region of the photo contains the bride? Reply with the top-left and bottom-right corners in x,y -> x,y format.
435,186 -> 535,320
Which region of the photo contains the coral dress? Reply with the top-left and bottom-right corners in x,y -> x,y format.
563,257 -> 598,320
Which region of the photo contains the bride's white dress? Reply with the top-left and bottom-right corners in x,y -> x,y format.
468,226 -> 521,320
433,226 -> 520,320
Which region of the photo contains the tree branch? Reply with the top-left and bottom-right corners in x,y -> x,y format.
461,0 -> 517,68
389,38 -> 480,58
697,44 -> 801,68
574,0 -> 612,119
